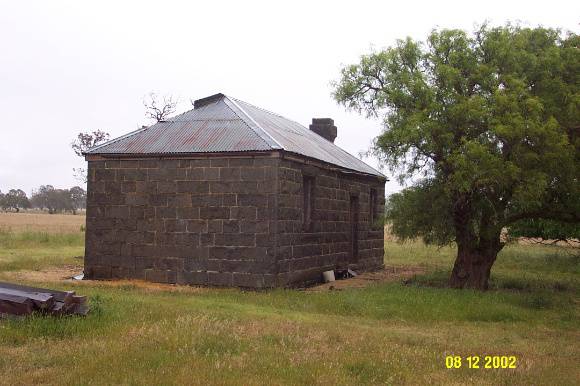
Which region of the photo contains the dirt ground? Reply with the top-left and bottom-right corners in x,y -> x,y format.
3,264 -> 82,282
307,266 -> 425,291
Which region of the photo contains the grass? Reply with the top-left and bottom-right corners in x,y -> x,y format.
0,213 -> 578,385
0,229 -> 84,272
386,240 -> 579,293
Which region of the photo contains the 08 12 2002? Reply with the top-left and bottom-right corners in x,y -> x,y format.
445,355 -> 517,369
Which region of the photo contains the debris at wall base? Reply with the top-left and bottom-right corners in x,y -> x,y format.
322,270 -> 336,283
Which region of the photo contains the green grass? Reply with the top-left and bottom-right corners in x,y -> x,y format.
0,230 -> 84,272
0,229 -> 84,248
0,229 -> 578,385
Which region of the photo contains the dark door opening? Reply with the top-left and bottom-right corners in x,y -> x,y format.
350,195 -> 359,261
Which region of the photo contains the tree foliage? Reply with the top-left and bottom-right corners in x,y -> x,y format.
71,130 -> 110,157
333,24 -> 579,289
0,189 -> 30,212
71,130 -> 110,182
509,219 -> 579,246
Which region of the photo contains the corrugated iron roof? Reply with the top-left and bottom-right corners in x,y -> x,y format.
87,93 -> 384,177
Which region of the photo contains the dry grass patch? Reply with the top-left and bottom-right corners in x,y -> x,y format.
0,212 -> 85,233
0,215 -> 84,275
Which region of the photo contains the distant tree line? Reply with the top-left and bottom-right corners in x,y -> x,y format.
0,186 -> 86,214
0,189 -> 30,212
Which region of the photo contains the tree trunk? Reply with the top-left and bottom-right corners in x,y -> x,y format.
449,193 -> 505,290
449,243 -> 500,290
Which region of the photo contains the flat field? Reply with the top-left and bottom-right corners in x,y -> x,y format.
0,213 -> 578,385
0,212 -> 85,233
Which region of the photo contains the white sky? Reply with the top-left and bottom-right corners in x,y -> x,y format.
0,0 -> 577,196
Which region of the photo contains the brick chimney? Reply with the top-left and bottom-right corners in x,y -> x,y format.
309,118 -> 337,143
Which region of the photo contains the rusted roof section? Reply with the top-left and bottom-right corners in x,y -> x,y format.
87,93 -> 384,177
86,98 -> 272,154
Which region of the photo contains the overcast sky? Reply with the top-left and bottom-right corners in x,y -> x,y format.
0,0 -> 577,196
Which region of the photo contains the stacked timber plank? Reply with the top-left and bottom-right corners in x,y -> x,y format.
0,281 -> 88,317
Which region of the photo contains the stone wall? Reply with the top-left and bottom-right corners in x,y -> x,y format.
276,156 -> 385,286
85,153 -> 385,288
84,156 -> 279,288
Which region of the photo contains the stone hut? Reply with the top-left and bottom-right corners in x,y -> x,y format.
84,93 -> 386,288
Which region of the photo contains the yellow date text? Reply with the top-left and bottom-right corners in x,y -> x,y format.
445,355 -> 517,369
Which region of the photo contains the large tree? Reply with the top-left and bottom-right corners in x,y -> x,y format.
333,25 -> 579,290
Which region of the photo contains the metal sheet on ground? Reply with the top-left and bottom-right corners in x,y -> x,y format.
0,282 -> 89,317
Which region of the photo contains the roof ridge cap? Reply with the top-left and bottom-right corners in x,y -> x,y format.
231,98 -> 310,130
223,96 -> 283,150
229,97 -> 285,118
